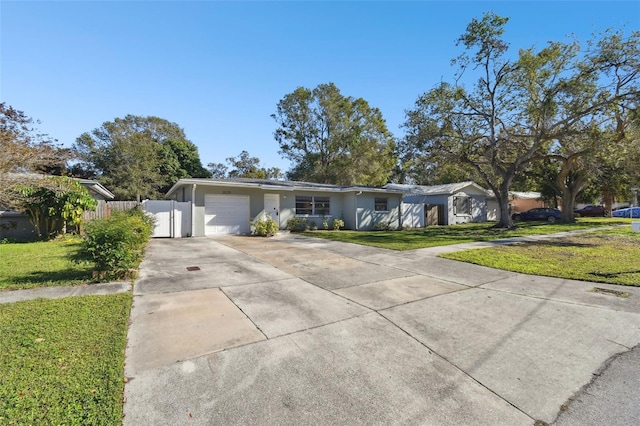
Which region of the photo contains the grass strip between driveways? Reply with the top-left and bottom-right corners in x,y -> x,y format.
0,293 -> 132,425
0,237 -> 94,291
301,218 -> 632,251
441,227 -> 640,286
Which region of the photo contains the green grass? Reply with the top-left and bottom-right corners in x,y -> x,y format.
442,227 -> 640,286
301,218 -> 632,251
0,237 -> 93,291
0,293 -> 132,425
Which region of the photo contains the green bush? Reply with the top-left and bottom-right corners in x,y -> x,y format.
373,222 -> 391,231
251,215 -> 279,237
287,217 -> 311,232
80,209 -> 154,279
332,219 -> 345,230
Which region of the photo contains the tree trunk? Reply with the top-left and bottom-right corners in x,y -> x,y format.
495,181 -> 513,228
555,158 -> 583,223
602,189 -> 614,217
560,191 -> 577,222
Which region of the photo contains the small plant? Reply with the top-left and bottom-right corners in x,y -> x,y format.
287,217 -> 311,232
309,220 -> 318,231
251,214 -> 279,237
332,219 -> 345,230
373,222 -> 391,231
322,218 -> 329,230
79,209 -> 154,279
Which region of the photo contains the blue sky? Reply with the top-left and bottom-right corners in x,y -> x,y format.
2,1 -> 638,173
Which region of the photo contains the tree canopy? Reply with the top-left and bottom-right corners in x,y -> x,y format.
402,13 -> 639,227
272,82 -> 396,186
10,176 -> 96,240
208,151 -> 283,180
0,103 -> 68,207
74,115 -> 211,201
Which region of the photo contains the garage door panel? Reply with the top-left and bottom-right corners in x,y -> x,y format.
204,195 -> 250,235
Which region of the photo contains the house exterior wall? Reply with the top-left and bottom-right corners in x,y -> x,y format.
402,191 -> 488,225
183,184 -> 402,235
354,192 -> 402,230
0,211 -> 38,241
450,191 -> 488,225
511,198 -> 544,213
343,193 -> 357,230
284,190 -> 346,230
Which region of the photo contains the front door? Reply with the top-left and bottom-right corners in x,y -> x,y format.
264,194 -> 280,227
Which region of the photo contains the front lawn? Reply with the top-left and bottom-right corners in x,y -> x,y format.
0,237 -> 93,291
302,218 -> 631,251
0,293 -> 132,424
442,227 -> 640,286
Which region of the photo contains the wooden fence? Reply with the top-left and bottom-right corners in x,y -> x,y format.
83,200 -> 139,221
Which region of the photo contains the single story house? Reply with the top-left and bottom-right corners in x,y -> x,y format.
384,181 -> 491,226
0,177 -> 115,241
164,178 -> 405,235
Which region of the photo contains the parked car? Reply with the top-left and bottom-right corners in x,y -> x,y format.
512,208 -> 562,223
611,207 -> 640,218
574,205 -> 608,217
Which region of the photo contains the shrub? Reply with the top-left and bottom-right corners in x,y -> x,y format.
287,217 -> 311,232
322,218 -> 329,230
309,220 -> 318,231
373,222 -> 391,231
80,209 -> 154,279
332,219 -> 345,230
251,215 -> 279,237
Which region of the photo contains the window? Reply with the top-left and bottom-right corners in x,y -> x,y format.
314,197 -> 330,216
374,197 -> 388,211
453,196 -> 471,215
296,195 -> 330,215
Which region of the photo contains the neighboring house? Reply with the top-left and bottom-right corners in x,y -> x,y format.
508,191 -> 546,213
0,177 -> 115,241
75,178 -> 116,201
486,191 -> 547,221
384,181 -> 490,226
165,178 -> 405,235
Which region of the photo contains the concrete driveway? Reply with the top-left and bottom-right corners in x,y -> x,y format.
124,233 -> 640,425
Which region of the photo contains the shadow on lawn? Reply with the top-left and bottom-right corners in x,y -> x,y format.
589,270 -> 640,279
523,240 -> 598,248
5,269 -> 94,286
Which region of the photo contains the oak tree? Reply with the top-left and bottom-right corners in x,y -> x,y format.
272,82 -> 396,186
74,115 -> 210,200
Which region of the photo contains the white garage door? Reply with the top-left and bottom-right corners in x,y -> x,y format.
204,194 -> 250,235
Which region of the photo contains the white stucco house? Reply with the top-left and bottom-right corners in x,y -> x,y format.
165,178 -> 405,236
384,181 -> 491,226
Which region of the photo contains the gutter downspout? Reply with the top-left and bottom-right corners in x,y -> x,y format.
191,184 -> 197,237
355,191 -> 362,230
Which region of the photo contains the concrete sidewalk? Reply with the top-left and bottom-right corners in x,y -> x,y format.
123,233 -> 640,425
0,281 -> 131,304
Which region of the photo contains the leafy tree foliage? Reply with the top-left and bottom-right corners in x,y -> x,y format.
207,162 -> 228,179
403,13 -> 639,227
74,115 -> 210,200
272,82 -> 396,186
0,103 -> 68,207
11,176 -> 97,240
208,151 -> 283,180
159,139 -> 212,192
